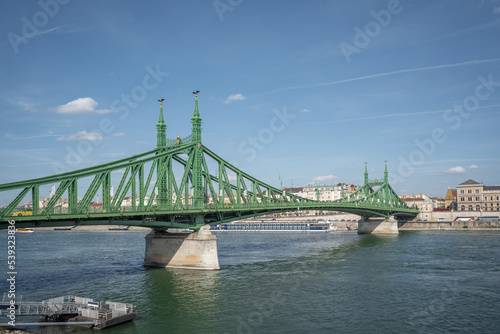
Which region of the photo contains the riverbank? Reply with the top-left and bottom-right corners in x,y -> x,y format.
399,220 -> 500,230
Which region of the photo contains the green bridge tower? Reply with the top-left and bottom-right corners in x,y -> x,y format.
156,98 -> 168,209
191,91 -> 204,208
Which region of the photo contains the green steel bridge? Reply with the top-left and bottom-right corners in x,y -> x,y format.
0,93 -> 418,231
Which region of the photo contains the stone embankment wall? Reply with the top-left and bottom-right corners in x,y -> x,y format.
399,220 -> 500,230
425,211 -> 500,221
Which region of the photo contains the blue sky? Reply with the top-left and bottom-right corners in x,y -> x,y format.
1,0 -> 500,205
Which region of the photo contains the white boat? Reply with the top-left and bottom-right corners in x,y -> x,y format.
211,220 -> 338,232
327,223 -> 338,231
16,228 -> 34,234
320,220 -> 338,231
108,226 -> 130,231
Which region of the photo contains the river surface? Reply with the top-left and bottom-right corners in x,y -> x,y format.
1,230 -> 499,333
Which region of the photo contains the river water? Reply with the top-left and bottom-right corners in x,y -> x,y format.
1,230 -> 499,333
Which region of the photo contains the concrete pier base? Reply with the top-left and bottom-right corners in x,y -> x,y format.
144,224 -> 220,270
357,217 -> 399,234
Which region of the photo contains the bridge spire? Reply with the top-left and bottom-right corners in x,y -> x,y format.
364,162 -> 369,197
191,91 -> 202,143
191,91 -> 204,208
156,99 -> 168,209
156,99 -> 167,148
364,162 -> 368,185
384,160 -> 388,183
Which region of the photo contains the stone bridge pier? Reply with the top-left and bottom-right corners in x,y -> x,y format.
144,224 -> 220,270
357,217 -> 399,234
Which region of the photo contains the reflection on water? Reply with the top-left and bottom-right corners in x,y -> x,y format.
357,233 -> 400,247
140,269 -> 221,333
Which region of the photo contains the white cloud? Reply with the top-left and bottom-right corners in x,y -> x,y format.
54,97 -> 112,114
4,95 -> 38,113
301,108 -> 311,112
24,106 -> 37,113
313,175 -> 338,183
112,132 -> 125,137
445,166 -> 466,174
467,164 -> 478,169
224,93 -> 247,104
36,26 -> 62,36
57,131 -> 103,141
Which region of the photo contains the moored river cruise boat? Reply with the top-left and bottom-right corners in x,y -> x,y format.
211,220 -> 338,232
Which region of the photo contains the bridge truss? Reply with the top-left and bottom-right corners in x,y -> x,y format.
0,95 -> 418,231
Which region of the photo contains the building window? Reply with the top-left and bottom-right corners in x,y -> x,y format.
475,196 -> 480,201
460,205 -> 465,211
460,190 -> 464,194
491,196 -> 494,201
468,205 -> 473,211
485,196 -> 488,201
468,197 -> 472,201
475,189 -> 479,194
476,205 -> 480,211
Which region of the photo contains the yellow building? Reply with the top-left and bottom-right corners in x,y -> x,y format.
444,187 -> 457,210
456,179 -> 500,212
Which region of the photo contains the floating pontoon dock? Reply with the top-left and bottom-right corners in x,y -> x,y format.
0,295 -> 137,330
